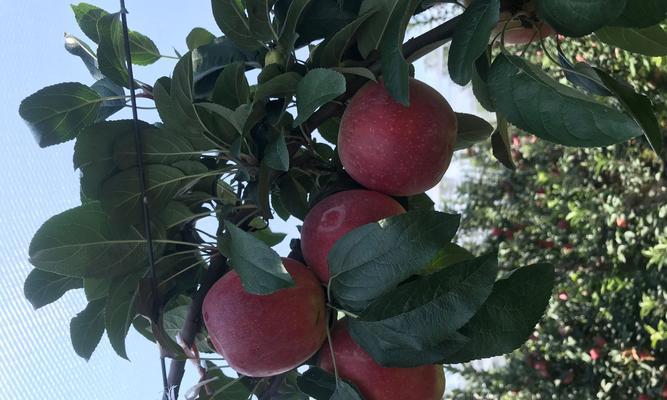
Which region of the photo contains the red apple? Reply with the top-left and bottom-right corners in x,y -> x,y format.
319,322 -> 445,400
616,216 -> 628,228
202,258 -> 327,377
338,78 -> 457,196
300,190 -> 405,283
589,347 -> 601,361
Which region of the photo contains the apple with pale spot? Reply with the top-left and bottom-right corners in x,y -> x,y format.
338,78 -> 457,196
465,0 -> 555,45
318,321 -> 446,400
301,189 -> 405,283
202,258 -> 327,377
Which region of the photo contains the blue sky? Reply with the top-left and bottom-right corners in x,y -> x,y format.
0,2 -> 479,398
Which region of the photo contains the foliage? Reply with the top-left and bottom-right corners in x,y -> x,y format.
17,0 -> 666,398
448,32 -> 667,399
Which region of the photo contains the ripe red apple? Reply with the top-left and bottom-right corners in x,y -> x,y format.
465,0 -> 555,45
616,216 -> 628,228
319,322 -> 445,400
301,190 -> 405,283
338,78 -> 457,196
202,258 -> 327,377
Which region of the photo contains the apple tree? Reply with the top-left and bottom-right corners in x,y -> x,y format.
18,0 -> 666,399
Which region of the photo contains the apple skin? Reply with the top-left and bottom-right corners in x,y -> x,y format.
338,78 -> 457,196
464,0 -> 555,45
202,258 -> 327,377
300,190 -> 406,283
319,321 -> 446,400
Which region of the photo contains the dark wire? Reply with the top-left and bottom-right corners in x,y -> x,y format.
118,0 -> 170,397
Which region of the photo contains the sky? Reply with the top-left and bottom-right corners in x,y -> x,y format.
0,2 -> 482,399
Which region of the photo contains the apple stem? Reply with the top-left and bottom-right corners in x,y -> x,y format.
325,324 -> 342,388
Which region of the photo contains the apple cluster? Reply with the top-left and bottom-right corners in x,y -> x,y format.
202,78 -> 457,399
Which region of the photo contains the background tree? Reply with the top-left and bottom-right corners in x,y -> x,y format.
448,32 -> 667,399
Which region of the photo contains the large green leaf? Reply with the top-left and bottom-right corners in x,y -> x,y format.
70,299 -> 106,360
487,54 -> 642,147
19,82 -> 103,147
105,272 -> 142,359
441,263 -> 555,364
211,0 -> 261,50
112,127 -> 196,169
448,0 -> 499,86
96,12 -> 130,87
222,221 -> 294,295
191,37 -> 263,90
100,165 -> 187,223
274,0 -> 360,46
23,269 -> 83,310
254,72 -> 302,102
329,210 -> 461,312
595,25 -> 667,57
71,2 -> 108,43
594,68 -> 663,155
90,78 -> 125,121
29,202 -> 152,278
454,113 -> 494,151
127,30 -> 161,66
212,61 -> 250,109
293,69 -> 346,126
296,367 -> 363,400
277,0 -> 313,51
348,253 -> 498,365
611,0 -> 667,28
536,0 -> 626,37
357,0 -> 401,58
312,9 -> 378,67
247,0 -> 277,42
186,27 -> 216,50
378,0 -> 419,105
263,132 -> 290,171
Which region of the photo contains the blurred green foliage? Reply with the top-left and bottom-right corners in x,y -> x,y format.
447,35 -> 667,399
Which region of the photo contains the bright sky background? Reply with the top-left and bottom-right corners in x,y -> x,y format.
0,2 -> 482,399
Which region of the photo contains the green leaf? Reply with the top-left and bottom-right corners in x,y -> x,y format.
197,361 -> 253,399
254,71 -> 302,102
490,114 -> 516,170
29,202 -> 152,278
442,263 -> 555,364
487,54 -> 642,147
313,9 -> 378,67
329,210 -> 461,312
186,27 -> 216,50
317,117 -> 340,144
96,12 -> 130,87
212,61 -> 250,108
128,30 -> 161,66
74,120 -> 151,199
611,0 -> 667,28
557,49 -> 612,96
23,269 -> 82,310
70,299 -> 106,360
247,0 -> 277,42
71,2 -> 108,43
191,37 -> 263,89
65,33 -> 104,80
105,272 -> 142,359
378,0 -> 419,105
84,278 -> 109,301
157,201 -> 196,230
454,113 -> 493,151
274,0 -> 360,46
19,82 -> 102,147
348,253 -> 498,361
212,0 -> 261,50
333,67 -> 377,82
112,127 -> 196,169
448,0 -> 499,86
357,0 -> 401,58
594,68 -> 664,155
595,25 -> 667,56
293,69 -> 346,126
252,227 -> 287,247
100,165 -> 187,223
222,221 -> 294,295
276,172 -> 309,220
421,242 -> 475,274
162,297 -> 215,354
91,78 -> 125,121
297,367 -> 363,400
263,132 -> 289,171
536,0 -> 626,37
278,0 -> 313,51
195,103 -> 249,136
471,51 -> 495,112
